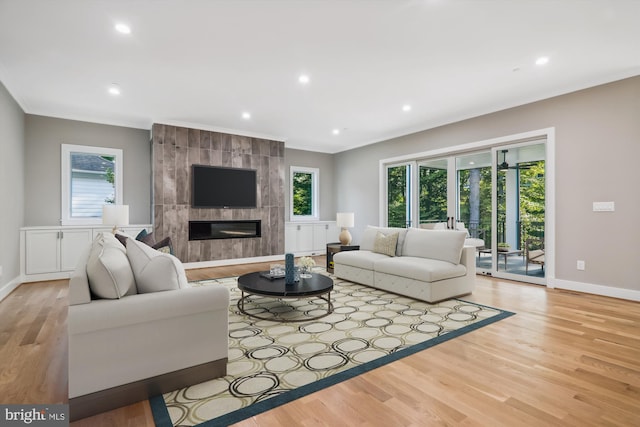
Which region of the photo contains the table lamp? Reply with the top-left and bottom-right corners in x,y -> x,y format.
336,212 -> 354,245
103,204 -> 129,234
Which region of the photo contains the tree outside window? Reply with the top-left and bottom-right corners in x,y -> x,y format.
290,167 -> 319,220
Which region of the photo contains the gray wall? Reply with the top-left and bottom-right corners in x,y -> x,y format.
0,82 -> 25,287
335,76 -> 640,292
24,115 -> 151,225
285,148 -> 335,221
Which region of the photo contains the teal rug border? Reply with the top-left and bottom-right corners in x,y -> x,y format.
150,299 -> 515,427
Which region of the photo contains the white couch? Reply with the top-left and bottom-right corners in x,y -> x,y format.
333,226 -> 475,302
68,233 -> 230,421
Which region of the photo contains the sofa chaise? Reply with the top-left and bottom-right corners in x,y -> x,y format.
333,226 -> 475,302
68,232 -> 229,420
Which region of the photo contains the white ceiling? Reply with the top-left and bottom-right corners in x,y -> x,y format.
1,0 -> 639,154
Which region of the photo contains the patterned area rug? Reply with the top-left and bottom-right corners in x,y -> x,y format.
151,269 -> 514,426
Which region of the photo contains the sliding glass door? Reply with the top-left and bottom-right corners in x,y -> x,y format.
492,143 -> 546,281
384,140 -> 547,285
456,152 -> 493,272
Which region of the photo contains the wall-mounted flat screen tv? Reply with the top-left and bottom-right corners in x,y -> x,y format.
192,165 -> 257,208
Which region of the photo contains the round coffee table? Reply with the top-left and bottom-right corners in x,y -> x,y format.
237,271 -> 334,322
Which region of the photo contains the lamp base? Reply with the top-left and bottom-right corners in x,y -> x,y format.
339,228 -> 352,246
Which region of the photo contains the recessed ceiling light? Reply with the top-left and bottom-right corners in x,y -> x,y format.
298,74 -> 310,84
115,23 -> 131,34
402,104 -> 412,112
108,84 -> 120,95
332,129 -> 340,135
535,56 -> 549,66
242,112 -> 251,120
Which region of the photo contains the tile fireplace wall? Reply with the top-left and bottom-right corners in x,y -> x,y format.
151,123 -> 285,262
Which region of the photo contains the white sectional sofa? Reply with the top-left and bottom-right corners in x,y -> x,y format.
68,232 -> 230,421
333,226 -> 475,302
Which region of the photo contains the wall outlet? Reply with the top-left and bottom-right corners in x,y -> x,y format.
577,260 -> 585,271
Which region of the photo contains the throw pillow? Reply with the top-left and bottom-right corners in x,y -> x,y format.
361,226 -> 408,256
135,229 -> 149,240
86,233 -> 136,299
126,237 -> 188,293
373,231 -> 399,257
137,231 -> 156,247
152,236 -> 174,255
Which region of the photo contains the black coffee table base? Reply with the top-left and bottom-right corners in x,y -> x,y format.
236,271 -> 334,323
237,291 -> 333,322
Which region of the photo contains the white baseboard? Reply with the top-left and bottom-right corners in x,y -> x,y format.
553,279 -> 640,302
21,271 -> 73,284
0,276 -> 22,303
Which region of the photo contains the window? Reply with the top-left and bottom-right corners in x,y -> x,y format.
61,144 -> 123,225
290,166 -> 319,220
386,163 -> 412,228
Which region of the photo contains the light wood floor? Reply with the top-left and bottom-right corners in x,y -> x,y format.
1,258 -> 639,426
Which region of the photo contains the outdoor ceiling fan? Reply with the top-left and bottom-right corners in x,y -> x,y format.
498,149 -> 533,170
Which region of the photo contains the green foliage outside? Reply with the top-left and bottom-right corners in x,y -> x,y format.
102,155 -> 116,204
458,167 -> 492,241
293,172 -> 313,215
387,165 -> 408,227
518,161 -> 545,241
419,166 -> 447,224
387,160 -> 545,248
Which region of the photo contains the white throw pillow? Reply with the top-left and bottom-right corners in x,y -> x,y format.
456,222 -> 471,237
86,233 -> 136,299
126,237 -> 189,293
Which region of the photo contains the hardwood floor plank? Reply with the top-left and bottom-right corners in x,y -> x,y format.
1,261 -> 639,426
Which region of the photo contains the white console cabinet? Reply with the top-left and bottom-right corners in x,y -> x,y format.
285,221 -> 339,255
20,225 -> 152,282
25,229 -> 92,274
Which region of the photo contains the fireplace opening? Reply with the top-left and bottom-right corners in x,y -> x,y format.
189,220 -> 261,241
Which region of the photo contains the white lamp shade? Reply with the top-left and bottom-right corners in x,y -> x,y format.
102,204 -> 129,226
336,212 -> 354,228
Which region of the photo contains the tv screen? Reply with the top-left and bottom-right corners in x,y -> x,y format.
192,165 -> 257,208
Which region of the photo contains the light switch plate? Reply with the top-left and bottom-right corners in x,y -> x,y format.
593,201 -> 615,212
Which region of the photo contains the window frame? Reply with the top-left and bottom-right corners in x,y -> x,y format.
61,144 -> 123,226
290,166 -> 319,221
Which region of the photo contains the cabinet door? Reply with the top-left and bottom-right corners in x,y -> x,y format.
313,223 -> 332,250
284,224 -> 298,252
60,229 -> 93,271
25,230 -> 60,274
297,225 -> 314,252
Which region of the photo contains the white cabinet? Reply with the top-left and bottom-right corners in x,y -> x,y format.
285,222 -> 338,254
21,224 -> 152,281
313,222 -> 340,248
285,223 -> 313,253
25,229 -> 92,274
